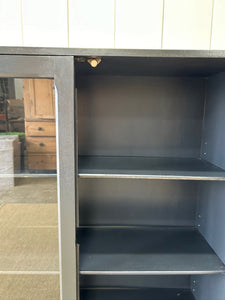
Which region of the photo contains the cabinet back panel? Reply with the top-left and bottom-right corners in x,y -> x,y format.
78,76 -> 205,157
79,179 -> 197,226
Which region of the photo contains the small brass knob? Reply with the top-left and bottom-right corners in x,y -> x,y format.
87,57 -> 102,68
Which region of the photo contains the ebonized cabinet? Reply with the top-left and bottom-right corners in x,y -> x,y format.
1,48 -> 225,300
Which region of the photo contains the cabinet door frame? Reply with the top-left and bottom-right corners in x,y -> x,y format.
0,55 -> 77,300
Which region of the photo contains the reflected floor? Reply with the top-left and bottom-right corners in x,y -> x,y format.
0,180 -> 59,299
0,178 -> 57,205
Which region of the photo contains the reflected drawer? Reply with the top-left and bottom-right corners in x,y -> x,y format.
26,121 -> 56,137
27,153 -> 56,170
26,137 -> 56,153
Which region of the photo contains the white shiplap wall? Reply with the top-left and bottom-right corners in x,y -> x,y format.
0,0 -> 224,50
69,0 -> 114,48
162,0 -> 213,49
115,0 -> 164,49
22,0 -> 68,47
211,0 -> 225,49
0,0 -> 22,46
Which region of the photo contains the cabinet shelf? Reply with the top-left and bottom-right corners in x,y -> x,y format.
77,227 -> 225,275
80,288 -> 195,300
78,156 -> 225,181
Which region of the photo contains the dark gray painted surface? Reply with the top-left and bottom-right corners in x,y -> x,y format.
80,275 -> 190,288
78,156 -> 225,180
75,87 -> 79,227
201,72 -> 225,170
77,227 -> 225,275
191,275 -> 225,300
76,57 -> 225,77
197,181 -> 225,264
0,46 -> 225,58
1,47 -> 224,78
79,179 -> 197,226
80,288 -> 195,300
0,55 -> 55,78
54,57 -> 77,300
2,47 -> 225,77
194,72 -> 225,300
78,76 -> 204,158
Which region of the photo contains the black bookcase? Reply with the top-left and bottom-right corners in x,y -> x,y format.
76,53 -> 225,300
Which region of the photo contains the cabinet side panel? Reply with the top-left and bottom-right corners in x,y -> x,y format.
196,181 -> 225,263
201,72 -> 225,169
197,74 -> 225,300
196,181 -> 225,299
191,275 -> 225,300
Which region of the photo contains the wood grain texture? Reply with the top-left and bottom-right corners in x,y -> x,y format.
26,121 -> 56,137
24,78 -> 56,170
23,79 -> 55,121
27,153 -> 56,170
26,137 -> 56,153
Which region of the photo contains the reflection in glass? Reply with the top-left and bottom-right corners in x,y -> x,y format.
0,78 -> 59,299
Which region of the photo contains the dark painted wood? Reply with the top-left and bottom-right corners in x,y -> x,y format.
80,288 -> 195,300
0,47 -> 225,58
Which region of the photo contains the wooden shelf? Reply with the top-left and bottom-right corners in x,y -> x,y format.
78,156 -> 225,181
77,227 -> 225,275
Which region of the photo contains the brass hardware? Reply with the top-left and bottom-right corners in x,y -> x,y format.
87,57 -> 102,68
75,56 -> 102,68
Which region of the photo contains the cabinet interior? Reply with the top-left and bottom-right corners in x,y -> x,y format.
75,56 -> 225,300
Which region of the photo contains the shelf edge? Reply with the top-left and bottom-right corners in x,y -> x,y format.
78,174 -> 225,181
80,270 -> 225,275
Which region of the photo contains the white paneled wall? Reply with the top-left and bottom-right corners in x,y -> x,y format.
162,0 -> 213,49
115,0 -> 163,49
0,0 -> 22,46
211,0 -> 225,50
69,0 -> 114,48
0,0 -> 225,50
22,0 -> 68,47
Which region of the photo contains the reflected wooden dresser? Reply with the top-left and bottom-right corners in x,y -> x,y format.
23,79 -> 56,170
